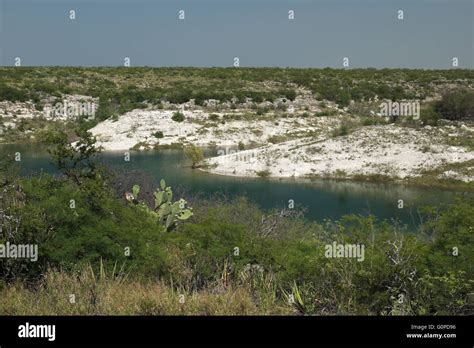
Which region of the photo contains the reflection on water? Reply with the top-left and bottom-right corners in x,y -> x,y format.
0,144 -> 465,228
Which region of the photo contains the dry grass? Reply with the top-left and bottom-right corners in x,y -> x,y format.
0,263 -> 293,315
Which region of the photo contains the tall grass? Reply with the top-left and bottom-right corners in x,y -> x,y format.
0,261 -> 291,315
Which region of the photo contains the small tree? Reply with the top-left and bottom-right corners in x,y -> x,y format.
184,144 -> 204,169
47,129 -> 103,185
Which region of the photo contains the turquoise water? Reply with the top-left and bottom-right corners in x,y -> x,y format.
1,144 -> 463,228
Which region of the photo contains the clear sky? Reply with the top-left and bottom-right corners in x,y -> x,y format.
0,0 -> 472,68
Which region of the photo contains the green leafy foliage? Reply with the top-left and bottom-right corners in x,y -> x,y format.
1,67 -> 473,132
208,114 -> 220,122
46,129 -> 103,185
183,144 -> 204,168
129,179 -> 193,232
152,131 -> 164,139
420,104 -> 440,126
0,84 -> 29,102
171,111 -> 185,122
1,155 -> 473,314
435,89 -> 474,121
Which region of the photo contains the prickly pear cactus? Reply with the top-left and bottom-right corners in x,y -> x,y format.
131,179 -> 193,231
153,181 -> 192,231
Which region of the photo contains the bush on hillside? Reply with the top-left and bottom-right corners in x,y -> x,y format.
435,89 -> 474,121
171,111 -> 185,122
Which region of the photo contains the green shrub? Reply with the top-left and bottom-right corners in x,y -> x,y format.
0,174 -> 167,280
0,85 -> 29,102
267,135 -> 287,144
166,90 -> 192,104
435,89 -> 474,121
279,89 -> 297,101
417,270 -> 473,315
152,131 -> 164,138
171,111 -> 185,122
336,91 -> 351,107
420,105 -> 440,126
184,144 -> 204,168
256,107 -> 269,116
208,114 -> 220,122
256,169 -> 271,178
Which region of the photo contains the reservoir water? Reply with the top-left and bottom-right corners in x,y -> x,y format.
2,144 -> 465,229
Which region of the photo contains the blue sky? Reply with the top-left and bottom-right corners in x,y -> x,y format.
0,0 -> 472,68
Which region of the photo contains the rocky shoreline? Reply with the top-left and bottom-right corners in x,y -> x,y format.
2,94 -> 473,185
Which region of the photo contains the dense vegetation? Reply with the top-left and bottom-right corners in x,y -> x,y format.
435,89 -> 474,121
1,68 -> 473,152
0,131 -> 472,315
1,67 -> 473,125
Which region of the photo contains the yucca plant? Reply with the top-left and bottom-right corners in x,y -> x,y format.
82,259 -> 129,286
282,281 -> 307,315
